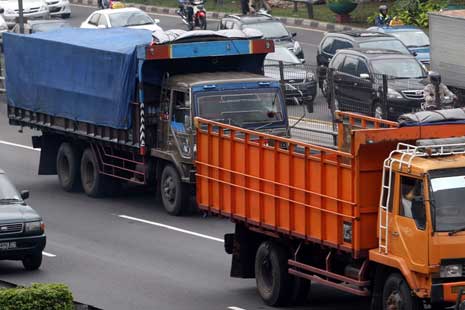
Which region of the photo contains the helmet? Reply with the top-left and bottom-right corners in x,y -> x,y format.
428,71 -> 441,86
379,5 -> 388,14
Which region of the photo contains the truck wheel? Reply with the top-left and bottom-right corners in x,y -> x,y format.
22,252 -> 42,270
255,241 -> 291,306
160,165 -> 186,216
56,142 -> 81,192
382,273 -> 422,310
80,148 -> 105,198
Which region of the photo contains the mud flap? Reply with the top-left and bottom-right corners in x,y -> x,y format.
33,134 -> 61,175
230,224 -> 260,279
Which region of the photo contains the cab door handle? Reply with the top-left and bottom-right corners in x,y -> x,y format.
392,231 -> 399,237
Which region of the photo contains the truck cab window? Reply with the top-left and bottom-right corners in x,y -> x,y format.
400,176 -> 426,230
171,91 -> 190,132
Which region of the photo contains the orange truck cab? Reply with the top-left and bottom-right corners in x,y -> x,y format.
195,110 -> 465,309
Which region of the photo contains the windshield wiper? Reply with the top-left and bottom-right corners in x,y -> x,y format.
449,226 -> 465,236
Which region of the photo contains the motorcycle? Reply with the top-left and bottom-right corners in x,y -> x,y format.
100,0 -> 125,9
177,0 -> 207,30
420,95 -> 457,111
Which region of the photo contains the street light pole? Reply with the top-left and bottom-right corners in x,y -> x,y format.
18,0 -> 24,34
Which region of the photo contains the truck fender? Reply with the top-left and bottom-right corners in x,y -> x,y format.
33,134 -> 62,175
229,224 -> 262,279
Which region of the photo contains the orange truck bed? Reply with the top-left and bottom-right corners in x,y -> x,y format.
195,112 -> 465,258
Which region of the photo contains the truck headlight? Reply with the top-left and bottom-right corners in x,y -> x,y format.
25,221 -> 44,234
440,264 -> 463,278
293,41 -> 302,55
387,88 -> 403,99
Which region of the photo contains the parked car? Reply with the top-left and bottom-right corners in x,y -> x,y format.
328,49 -> 427,120
367,26 -> 431,68
218,13 -> 304,61
0,0 -> 50,28
264,46 -> 316,112
80,8 -> 162,32
0,169 -> 45,270
45,0 -> 71,19
316,31 -> 412,96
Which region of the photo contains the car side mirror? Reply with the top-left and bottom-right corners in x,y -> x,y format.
0,8 -> 4,14
411,51 -> 418,57
20,190 -> 29,200
154,18 -> 160,24
291,32 -> 297,38
359,73 -> 370,79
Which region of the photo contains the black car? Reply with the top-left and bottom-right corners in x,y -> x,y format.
0,169 -> 46,270
264,46 -> 316,112
218,13 -> 304,61
328,49 -> 427,120
317,31 -> 412,96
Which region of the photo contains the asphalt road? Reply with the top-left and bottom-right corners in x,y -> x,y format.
0,7 -> 368,310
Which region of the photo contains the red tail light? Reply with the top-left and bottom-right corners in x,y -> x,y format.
198,11 -> 206,17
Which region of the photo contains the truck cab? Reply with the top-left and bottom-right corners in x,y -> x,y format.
373,139 -> 465,307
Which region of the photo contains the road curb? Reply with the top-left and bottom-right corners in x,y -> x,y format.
70,0 -> 363,32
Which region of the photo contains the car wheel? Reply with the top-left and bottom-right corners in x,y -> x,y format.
80,148 -> 105,198
321,78 -> 329,98
255,241 -> 291,306
61,13 -> 71,18
56,142 -> 81,192
22,252 -> 42,270
160,165 -> 186,216
373,102 -> 386,120
382,273 -> 422,310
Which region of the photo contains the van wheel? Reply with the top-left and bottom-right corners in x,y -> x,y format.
22,253 -> 42,270
373,102 -> 386,120
255,241 -> 291,306
80,148 -> 105,198
56,142 -> 81,192
61,13 -> 71,18
382,273 -> 422,310
160,165 -> 186,216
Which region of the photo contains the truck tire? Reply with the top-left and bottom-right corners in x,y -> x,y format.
382,273 -> 422,310
80,148 -> 105,198
56,142 -> 81,192
160,165 -> 186,216
22,252 -> 42,270
255,241 -> 291,306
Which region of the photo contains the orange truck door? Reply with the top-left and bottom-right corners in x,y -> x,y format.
389,175 -> 429,270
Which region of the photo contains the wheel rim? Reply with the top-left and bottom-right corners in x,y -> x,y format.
58,155 -> 70,183
322,79 -> 328,96
385,290 -> 402,310
375,106 -> 384,119
260,252 -> 273,292
163,175 -> 176,203
84,160 -> 95,189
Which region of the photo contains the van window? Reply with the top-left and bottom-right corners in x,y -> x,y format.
357,60 -> 370,76
332,39 -> 353,54
331,54 -> 345,71
89,13 -> 101,26
321,37 -> 334,54
341,56 -> 358,76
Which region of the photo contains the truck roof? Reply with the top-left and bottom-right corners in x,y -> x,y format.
394,154 -> 465,176
165,72 -> 276,89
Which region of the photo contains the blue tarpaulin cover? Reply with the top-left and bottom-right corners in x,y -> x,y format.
4,28 -> 153,129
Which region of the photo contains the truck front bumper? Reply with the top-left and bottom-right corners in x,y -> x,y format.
431,281 -> 465,304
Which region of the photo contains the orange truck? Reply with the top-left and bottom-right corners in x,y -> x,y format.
195,111 -> 465,309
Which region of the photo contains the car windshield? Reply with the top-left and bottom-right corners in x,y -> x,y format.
0,174 -> 21,202
31,22 -> 71,32
359,39 -> 410,54
196,89 -> 284,127
429,168 -> 465,232
266,47 -> 301,64
371,58 -> 426,79
109,11 -> 153,27
390,31 -> 430,48
244,21 -> 289,39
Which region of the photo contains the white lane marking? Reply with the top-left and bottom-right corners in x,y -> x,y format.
118,215 -> 224,243
0,140 -> 39,152
70,3 -> 326,33
228,307 -> 247,310
42,251 -> 57,257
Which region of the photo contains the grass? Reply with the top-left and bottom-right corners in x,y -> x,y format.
129,0 -> 465,27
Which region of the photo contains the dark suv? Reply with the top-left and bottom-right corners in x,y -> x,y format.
218,13 -> 304,61
317,31 -> 412,96
328,49 -> 427,120
0,169 -> 46,270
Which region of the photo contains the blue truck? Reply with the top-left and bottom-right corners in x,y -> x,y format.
4,28 -> 290,215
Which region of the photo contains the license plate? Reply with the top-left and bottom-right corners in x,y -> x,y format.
0,242 -> 16,250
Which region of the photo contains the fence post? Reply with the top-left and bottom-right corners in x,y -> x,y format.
382,74 -> 388,120
328,68 -> 337,146
305,0 -> 313,18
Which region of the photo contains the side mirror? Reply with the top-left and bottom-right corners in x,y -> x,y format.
154,18 -> 160,24
360,73 -> 370,79
411,51 -> 418,57
20,190 -> 29,200
0,8 -> 4,14
291,32 -> 297,38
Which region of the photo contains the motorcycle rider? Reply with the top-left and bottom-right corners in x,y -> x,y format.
375,5 -> 392,27
177,0 -> 195,28
423,71 -> 457,110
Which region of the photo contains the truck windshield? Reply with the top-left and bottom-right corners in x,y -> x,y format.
196,89 -> 284,127
429,168 -> 465,232
0,174 -> 21,202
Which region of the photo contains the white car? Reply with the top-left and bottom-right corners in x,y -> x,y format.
80,8 -> 162,32
45,0 -> 71,19
0,0 -> 50,28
